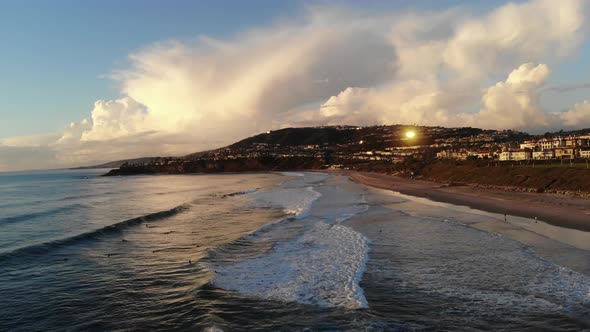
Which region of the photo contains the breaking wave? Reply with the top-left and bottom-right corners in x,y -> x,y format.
210,172 -> 371,309
211,221 -> 370,309
0,204 -> 190,263
246,187 -> 322,218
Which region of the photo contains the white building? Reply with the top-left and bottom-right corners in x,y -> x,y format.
472,151 -> 495,159
499,150 -> 532,161
533,150 -> 554,160
519,141 -> 538,150
437,150 -> 469,160
499,151 -> 511,161
437,150 -> 452,159
539,138 -> 564,150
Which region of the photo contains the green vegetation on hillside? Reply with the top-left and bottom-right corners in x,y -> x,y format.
419,159 -> 590,193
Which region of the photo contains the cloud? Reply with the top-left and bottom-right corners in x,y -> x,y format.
559,101 -> 590,127
55,97 -> 149,145
81,97 -> 149,141
108,0 -> 586,135
111,13 -> 396,137
1,0 -> 588,171
442,0 -> 583,75
56,119 -> 92,145
466,63 -> 551,130
465,66 -> 590,130
316,0 -> 586,129
1,133 -> 60,147
50,131 -> 201,168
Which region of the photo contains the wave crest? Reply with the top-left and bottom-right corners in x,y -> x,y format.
0,204 -> 190,263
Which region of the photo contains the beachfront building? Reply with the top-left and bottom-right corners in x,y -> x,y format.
562,135 -> 590,147
554,147 -> 576,159
436,150 -> 469,160
520,141 -> 538,150
516,134 -> 590,160
532,150 -> 554,160
539,138 -> 562,150
499,150 -> 532,161
436,150 -> 451,159
537,135 -> 590,150
436,133 -> 590,161
576,135 -> 590,147
471,151 -> 496,159
436,149 -> 496,160
580,150 -> 590,159
499,151 -> 511,161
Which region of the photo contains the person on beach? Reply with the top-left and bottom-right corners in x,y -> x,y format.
504,214 -> 507,222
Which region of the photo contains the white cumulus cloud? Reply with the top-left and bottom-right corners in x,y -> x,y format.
466,63 -> 551,130
560,101 -> 590,127
81,97 -> 149,141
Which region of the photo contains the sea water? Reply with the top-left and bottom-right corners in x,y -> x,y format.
0,170 -> 588,331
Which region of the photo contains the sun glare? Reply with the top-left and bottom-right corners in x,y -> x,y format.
406,131 -> 416,138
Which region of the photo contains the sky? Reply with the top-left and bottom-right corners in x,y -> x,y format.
1,0 -> 590,171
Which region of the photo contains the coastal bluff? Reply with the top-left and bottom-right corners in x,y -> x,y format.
101,125 -> 590,195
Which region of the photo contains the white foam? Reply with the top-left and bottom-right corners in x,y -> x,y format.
527,260 -> 590,309
212,173 -> 371,309
212,221 -> 370,309
316,202 -> 369,224
247,186 -> 321,219
203,326 -> 224,332
280,171 -> 329,185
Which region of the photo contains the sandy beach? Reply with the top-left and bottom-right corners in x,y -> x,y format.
342,171 -> 590,276
347,171 -> 590,232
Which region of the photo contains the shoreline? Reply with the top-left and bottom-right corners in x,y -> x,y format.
346,171 -> 590,233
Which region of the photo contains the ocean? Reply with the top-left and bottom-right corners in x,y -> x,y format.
0,170 -> 588,331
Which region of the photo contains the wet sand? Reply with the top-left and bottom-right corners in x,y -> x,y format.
347,172 -> 590,232
337,173 -> 590,276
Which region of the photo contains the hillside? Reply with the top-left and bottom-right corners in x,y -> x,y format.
225,125 -> 506,151
186,125 -> 526,160
104,124 -> 529,175
101,124 -> 590,194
